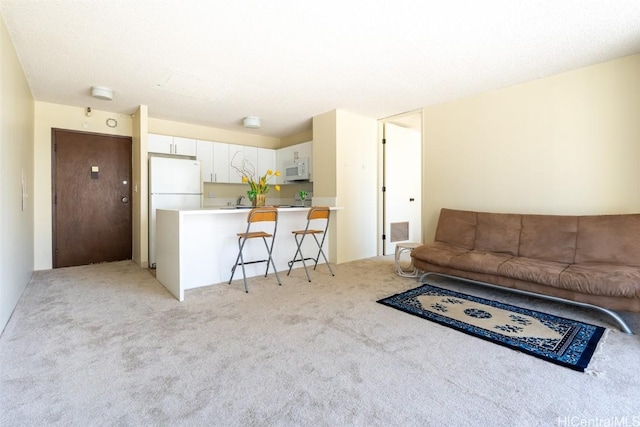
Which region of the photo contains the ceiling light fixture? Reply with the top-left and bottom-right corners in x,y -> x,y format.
243,116 -> 261,129
91,86 -> 113,101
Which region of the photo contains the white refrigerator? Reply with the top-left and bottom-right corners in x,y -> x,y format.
149,156 -> 202,267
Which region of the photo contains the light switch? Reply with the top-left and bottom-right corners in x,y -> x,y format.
91,166 -> 99,173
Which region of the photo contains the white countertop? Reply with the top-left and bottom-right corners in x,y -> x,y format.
161,206 -> 340,215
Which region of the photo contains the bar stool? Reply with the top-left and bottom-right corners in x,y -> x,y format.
395,242 -> 422,277
228,207 -> 281,293
287,206 -> 335,282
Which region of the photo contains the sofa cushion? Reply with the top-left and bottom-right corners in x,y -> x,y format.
519,215 -> 578,264
448,250 -> 513,275
411,242 -> 469,267
559,264 -> 640,298
434,208 -> 477,249
474,212 -> 522,256
575,214 -> 640,266
498,257 -> 569,288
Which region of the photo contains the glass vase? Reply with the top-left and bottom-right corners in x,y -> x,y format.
253,194 -> 266,207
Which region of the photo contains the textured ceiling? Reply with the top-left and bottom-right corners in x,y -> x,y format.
1,0 -> 640,138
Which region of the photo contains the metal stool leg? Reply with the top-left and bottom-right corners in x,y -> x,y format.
262,236 -> 282,285
228,236 -> 250,293
287,233 -> 311,282
312,234 -> 334,276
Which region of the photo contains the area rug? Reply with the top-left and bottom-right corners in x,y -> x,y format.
377,283 -> 606,372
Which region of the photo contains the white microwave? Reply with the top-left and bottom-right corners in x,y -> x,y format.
284,158 -> 310,181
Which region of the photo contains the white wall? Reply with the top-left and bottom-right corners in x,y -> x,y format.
422,54 -> 640,242
0,15 -> 34,332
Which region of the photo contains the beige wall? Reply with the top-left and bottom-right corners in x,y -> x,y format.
149,117 -> 281,149
312,110 -> 337,198
132,105 -> 147,267
280,129 -> 313,148
422,54 -> 640,242
313,109 -> 378,264
0,15 -> 35,332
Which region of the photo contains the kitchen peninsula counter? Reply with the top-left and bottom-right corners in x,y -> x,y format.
155,206 -> 340,300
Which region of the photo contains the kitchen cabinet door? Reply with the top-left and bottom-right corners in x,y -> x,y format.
196,140 -> 214,182
228,144 -> 244,183
244,146 -> 258,175
228,145 -> 258,183
212,142 -> 230,183
148,134 -> 197,156
172,137 -> 197,156
257,148 -> 276,176
148,134 -> 173,155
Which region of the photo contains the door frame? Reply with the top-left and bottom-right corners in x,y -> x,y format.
378,110 -> 423,256
51,128 -> 133,268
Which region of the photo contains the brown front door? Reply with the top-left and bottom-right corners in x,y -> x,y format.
52,129 -> 132,268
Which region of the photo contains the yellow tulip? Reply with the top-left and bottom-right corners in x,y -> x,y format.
242,176 -> 248,183
275,171 -> 281,177
275,185 -> 281,191
266,169 -> 273,175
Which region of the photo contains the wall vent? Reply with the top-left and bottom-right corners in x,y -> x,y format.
390,221 -> 409,242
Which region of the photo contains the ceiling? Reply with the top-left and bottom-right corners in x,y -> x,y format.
1,1 -> 639,138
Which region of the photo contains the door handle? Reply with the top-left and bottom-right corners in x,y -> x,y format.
409,198 -> 415,202
121,197 -> 129,203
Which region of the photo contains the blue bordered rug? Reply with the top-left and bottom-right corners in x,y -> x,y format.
377,283 -> 605,372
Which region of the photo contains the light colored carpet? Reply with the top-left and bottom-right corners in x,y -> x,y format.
1,257 -> 639,426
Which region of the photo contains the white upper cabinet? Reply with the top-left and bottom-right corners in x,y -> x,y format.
148,134 -> 197,156
213,142 -> 230,183
156,134 -> 279,185
228,145 -> 259,183
148,134 -> 173,155
257,148 -> 276,176
172,137 -> 197,156
227,144 -> 244,183
293,141 -> 312,162
196,140 -> 214,182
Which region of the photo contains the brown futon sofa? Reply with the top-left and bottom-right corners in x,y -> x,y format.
411,208 -> 640,333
